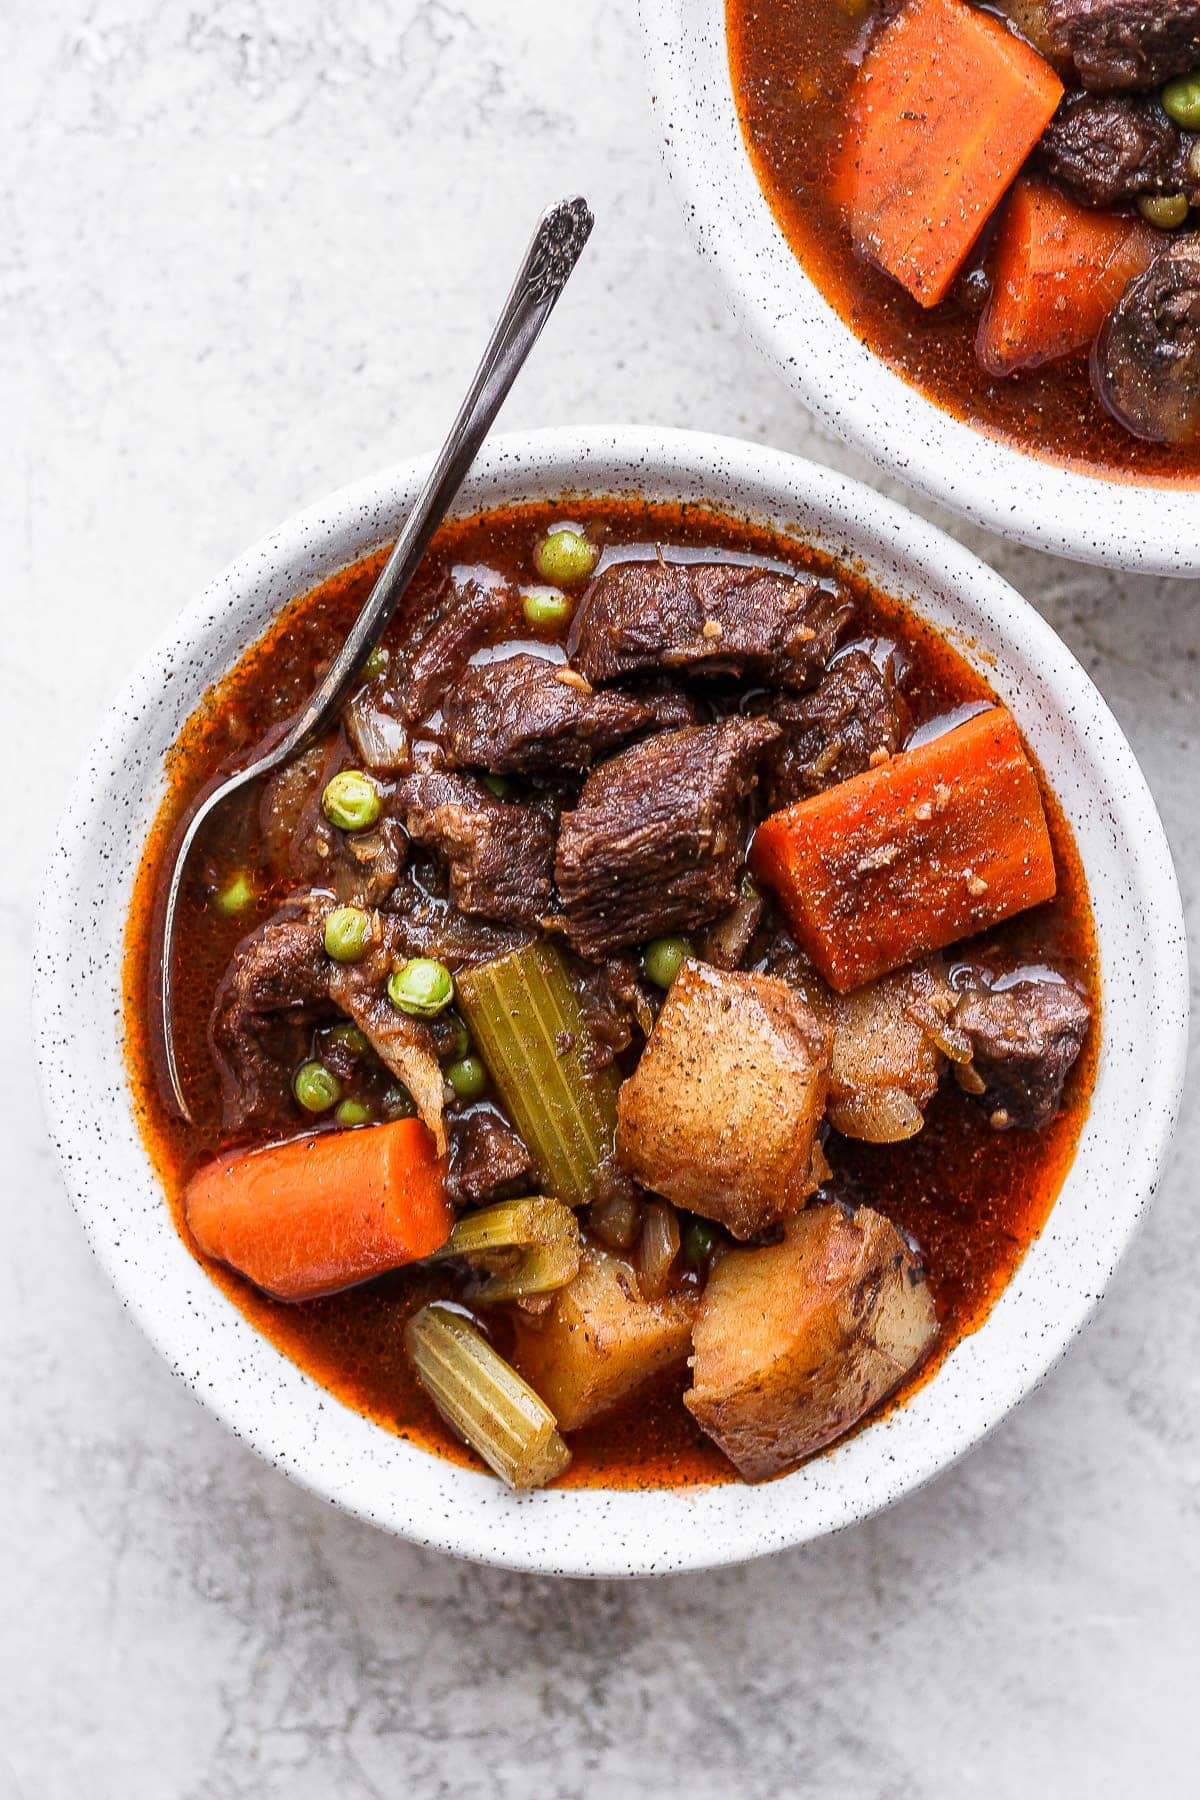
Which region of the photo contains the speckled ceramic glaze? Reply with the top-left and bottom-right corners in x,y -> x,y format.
639,0 -> 1200,575
33,428 -> 1188,1577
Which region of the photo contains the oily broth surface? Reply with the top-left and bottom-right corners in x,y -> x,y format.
124,498 -> 1098,1488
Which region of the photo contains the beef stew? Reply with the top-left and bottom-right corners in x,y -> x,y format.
124,499 -> 1097,1489
728,0 -> 1200,476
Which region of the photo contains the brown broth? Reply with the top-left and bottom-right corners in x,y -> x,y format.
726,0 -> 1200,484
123,498 -> 1099,1489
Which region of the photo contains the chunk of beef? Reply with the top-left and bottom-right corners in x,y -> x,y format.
326,913 -> 447,1153
209,899 -> 465,1147
568,558 -> 852,691
335,817 -> 407,907
400,573 -> 511,723
635,683 -> 702,732
953,973 -> 1092,1128
1047,0 -> 1200,91
210,909 -> 331,1130
555,717 -> 778,958
1039,92 -> 1197,207
441,652 -> 668,776
1092,236 -> 1200,442
685,1204 -> 938,1481
763,649 -> 909,811
576,955 -> 656,1066
222,912 -> 328,1016
381,877 -> 533,967
445,1110 -> 534,1207
391,768 -> 555,927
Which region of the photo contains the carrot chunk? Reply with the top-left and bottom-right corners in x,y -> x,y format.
750,707 -> 1057,992
977,177 -> 1159,375
184,1118 -> 452,1301
837,0 -> 1064,307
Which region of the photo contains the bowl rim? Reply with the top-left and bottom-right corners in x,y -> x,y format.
638,0 -> 1200,575
33,425 -> 1189,1577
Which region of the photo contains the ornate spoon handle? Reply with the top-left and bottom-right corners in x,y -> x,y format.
160,196 -> 594,1117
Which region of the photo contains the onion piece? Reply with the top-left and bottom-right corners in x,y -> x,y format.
954,1060 -> 988,1097
344,691 -> 411,771
636,1199 -> 681,1301
589,1190 -> 642,1251
827,1087 -> 926,1144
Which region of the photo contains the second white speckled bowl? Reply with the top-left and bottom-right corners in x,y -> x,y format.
34,428 -> 1188,1575
639,0 -> 1200,574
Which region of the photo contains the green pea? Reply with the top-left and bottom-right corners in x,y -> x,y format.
482,773 -> 514,799
214,871 -> 257,917
362,643 -> 390,679
444,1016 -> 471,1061
323,905 -> 371,964
682,1218 -> 718,1269
533,527 -> 598,588
294,1061 -> 341,1113
1162,72 -> 1200,130
520,584 -> 573,631
1138,191 -> 1190,230
381,1083 -> 417,1120
328,1022 -> 371,1058
642,935 -> 694,990
321,769 -> 382,832
334,1097 -> 373,1128
388,957 -> 454,1018
446,1054 -> 488,1101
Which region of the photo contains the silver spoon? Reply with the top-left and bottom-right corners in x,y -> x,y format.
159,195 -> 594,1119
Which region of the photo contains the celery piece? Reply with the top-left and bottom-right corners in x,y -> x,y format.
474,1242 -> 579,1304
429,1194 -> 582,1303
405,1304 -> 572,1489
434,1194 -> 579,1258
456,944 -> 620,1209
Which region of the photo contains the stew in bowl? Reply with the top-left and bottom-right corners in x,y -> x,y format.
729,0 -> 1200,477
36,431 -> 1186,1571
641,3 -> 1200,568
127,500 -> 1101,1492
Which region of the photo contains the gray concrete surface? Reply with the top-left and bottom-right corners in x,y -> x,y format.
4,3 -> 1197,1795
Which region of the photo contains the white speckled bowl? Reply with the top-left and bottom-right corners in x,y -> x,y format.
639,0 -> 1200,575
34,428 -> 1188,1577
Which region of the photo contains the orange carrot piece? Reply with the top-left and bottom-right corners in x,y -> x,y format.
977,177 -> 1159,375
184,1118 -> 452,1302
750,707 -> 1056,992
837,0 -> 1064,307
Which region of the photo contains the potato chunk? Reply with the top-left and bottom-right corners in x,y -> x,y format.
616,961 -> 831,1238
685,1204 -> 938,1481
509,1248 -> 699,1431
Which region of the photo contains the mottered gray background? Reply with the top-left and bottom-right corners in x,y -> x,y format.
4,3 -> 1198,1795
